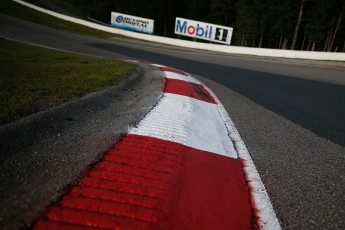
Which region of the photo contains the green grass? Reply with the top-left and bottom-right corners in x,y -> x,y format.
0,0 -> 118,38
0,39 -> 135,125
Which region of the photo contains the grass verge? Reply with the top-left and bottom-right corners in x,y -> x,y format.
0,0 -> 118,39
0,38 -> 135,125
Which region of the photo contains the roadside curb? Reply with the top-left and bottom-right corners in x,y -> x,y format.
34,63 -> 281,229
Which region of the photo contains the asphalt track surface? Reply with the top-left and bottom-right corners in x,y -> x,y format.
1,14 -> 345,229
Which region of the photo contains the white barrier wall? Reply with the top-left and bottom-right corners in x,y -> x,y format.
13,0 -> 345,61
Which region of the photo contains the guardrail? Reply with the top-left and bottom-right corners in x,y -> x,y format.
14,0 -> 345,61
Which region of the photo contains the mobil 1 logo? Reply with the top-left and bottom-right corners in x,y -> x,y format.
215,27 -> 229,42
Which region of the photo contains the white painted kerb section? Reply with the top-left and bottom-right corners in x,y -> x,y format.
13,0 -> 345,61
130,93 -> 237,158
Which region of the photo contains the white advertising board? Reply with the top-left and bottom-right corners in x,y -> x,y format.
111,12 -> 154,34
175,17 -> 233,45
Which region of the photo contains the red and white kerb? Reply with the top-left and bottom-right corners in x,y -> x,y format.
35,65 -> 279,230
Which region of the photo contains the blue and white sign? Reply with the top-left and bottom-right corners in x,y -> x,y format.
175,17 -> 233,45
111,12 -> 154,34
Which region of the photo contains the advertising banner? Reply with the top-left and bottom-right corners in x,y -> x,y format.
111,12 -> 154,34
175,17 -> 233,45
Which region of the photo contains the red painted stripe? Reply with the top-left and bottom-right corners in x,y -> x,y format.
46,207 -> 151,230
95,161 -> 174,183
159,66 -> 189,76
34,134 -> 252,229
164,78 -> 217,104
35,221 -> 99,230
105,154 -> 178,175
68,187 -> 166,211
160,137 -> 253,229
81,176 -> 170,201
109,149 -> 179,168
87,168 -> 172,191
61,196 -> 160,223
111,145 -> 179,161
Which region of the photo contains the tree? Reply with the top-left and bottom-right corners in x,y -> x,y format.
304,0 -> 344,51
328,3 -> 344,51
291,0 -> 306,50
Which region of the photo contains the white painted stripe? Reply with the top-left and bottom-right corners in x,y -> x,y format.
130,93 -> 237,158
203,84 -> 282,230
150,64 -> 166,68
150,64 -> 200,84
164,71 -> 201,84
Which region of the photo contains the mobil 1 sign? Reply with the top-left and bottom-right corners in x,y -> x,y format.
175,17 -> 233,45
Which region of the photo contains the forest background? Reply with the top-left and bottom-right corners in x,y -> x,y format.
41,0 -> 345,52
